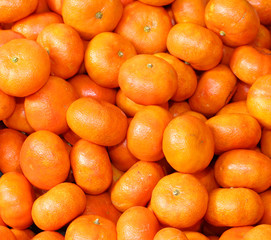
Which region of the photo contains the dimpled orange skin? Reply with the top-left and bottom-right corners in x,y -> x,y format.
11,12 -> 63,40
252,25 -> 271,49
259,190 -> 271,224
182,111 -> 207,122
85,32 -> 137,88
219,226 -> 254,240
70,139 -> 113,195
0,89 -> 15,120
127,106 -> 172,161
116,206 -> 160,240
183,231 -> 210,240
10,229 -> 35,240
0,172 -> 34,229
62,0 -> 123,40
66,97 -> 128,146
0,128 -> 26,174
37,23 -> 85,79
205,188 -> 264,227
216,101 -> 249,115
189,64 -> 237,117
115,89 -> 169,117
32,231 -> 64,240
65,215 -> 117,240
162,115 -> 215,173
3,98 -> 34,134
205,0 -> 260,47
24,76 -> 78,135
111,161 -> 164,212
172,0 -> 207,26
19,130 -> 70,190
244,224 -> 271,240
169,101 -> 191,118
167,23 -> 223,71
32,182 -> 86,231
108,130 -> 139,172
261,129 -> 271,158
0,39 -> 50,97
150,172 -> 208,229
247,74 -> 271,129
206,113 -> 261,154
230,46 -> 271,85
247,0 -> 271,25
115,1 -> 172,54
118,54 -> 178,105
68,74 -> 116,105
0,30 -> 24,47
214,149 -> 271,193
0,226 -> 16,240
0,0 -> 38,23
154,227 -> 188,240
154,52 -> 197,102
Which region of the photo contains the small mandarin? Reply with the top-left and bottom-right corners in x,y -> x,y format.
115,1 -> 172,54
205,0 -> 260,47
118,54 -> 178,105
66,97 -> 128,146
32,231 -> 64,240
219,226 -> 254,240
65,215 -> 117,240
244,224 -> 271,240
32,182 -> 86,231
162,115 -> 214,173
117,206 -> 160,240
127,106 -> 172,161
150,172 -> 208,229
0,39 -> 50,97
70,139 -> 112,195
111,161 -> 164,212
167,23 -> 223,70
85,32 -> 137,88
154,227 -> 188,240
0,172 -> 34,229
62,0 -> 123,40
205,188 -> 264,227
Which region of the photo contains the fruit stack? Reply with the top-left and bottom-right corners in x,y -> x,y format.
0,0 -> 270,239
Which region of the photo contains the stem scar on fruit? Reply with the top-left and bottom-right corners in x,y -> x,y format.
144,26 -> 151,33
44,47 -> 50,54
12,57 -> 19,63
147,63 -> 153,68
95,11 -> 103,19
220,31 -> 226,36
93,218 -> 100,225
118,51 -> 124,57
173,189 -> 180,196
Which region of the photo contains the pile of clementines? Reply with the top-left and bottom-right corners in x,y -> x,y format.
0,0 -> 271,239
